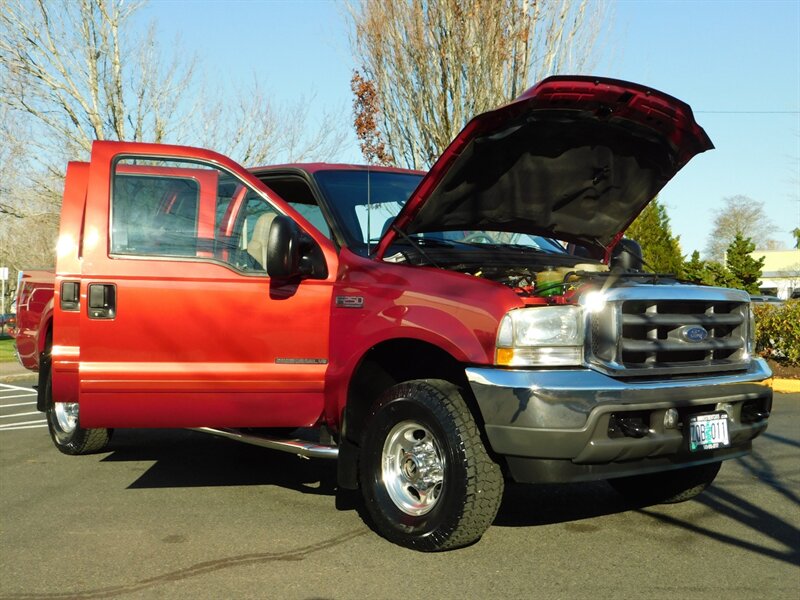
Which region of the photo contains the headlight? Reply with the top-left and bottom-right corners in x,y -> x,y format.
746,304 -> 756,357
496,306 -> 584,367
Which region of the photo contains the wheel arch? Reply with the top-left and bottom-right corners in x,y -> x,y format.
337,338 -> 487,489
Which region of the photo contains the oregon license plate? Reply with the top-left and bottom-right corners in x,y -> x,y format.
688,412 -> 730,452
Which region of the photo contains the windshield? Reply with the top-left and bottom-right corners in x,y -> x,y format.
315,170 -> 420,247
314,169 -> 569,256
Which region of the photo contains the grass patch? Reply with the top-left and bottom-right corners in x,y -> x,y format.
0,337 -> 17,362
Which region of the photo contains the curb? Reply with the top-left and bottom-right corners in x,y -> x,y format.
768,378 -> 800,394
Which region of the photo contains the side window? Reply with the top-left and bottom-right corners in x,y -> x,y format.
111,158 -> 279,273
228,190 -> 279,272
112,173 -> 200,256
260,177 -> 332,240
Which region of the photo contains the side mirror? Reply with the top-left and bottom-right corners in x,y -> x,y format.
267,215 -> 301,278
611,238 -> 643,272
267,215 -> 329,279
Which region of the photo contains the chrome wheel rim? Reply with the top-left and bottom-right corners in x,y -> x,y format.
381,420 -> 445,516
54,402 -> 79,434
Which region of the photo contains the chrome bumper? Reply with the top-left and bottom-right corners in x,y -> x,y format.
466,359 -> 772,483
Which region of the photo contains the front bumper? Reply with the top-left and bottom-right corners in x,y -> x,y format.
466,359 -> 772,483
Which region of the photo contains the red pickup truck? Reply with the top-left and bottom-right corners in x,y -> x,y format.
14,76 -> 772,551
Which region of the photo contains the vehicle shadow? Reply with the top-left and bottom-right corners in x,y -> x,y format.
101,428 -> 800,567
494,480 -> 628,526
101,429 -> 339,495
103,429 -> 636,525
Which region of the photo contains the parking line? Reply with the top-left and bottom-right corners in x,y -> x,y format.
0,423 -> 47,431
0,401 -> 37,408
0,419 -> 46,428
0,411 -> 40,419
0,383 -> 35,392
0,393 -> 37,400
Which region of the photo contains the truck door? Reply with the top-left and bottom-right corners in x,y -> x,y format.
77,141 -> 338,429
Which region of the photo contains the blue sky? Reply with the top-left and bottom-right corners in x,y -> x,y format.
141,0 -> 800,257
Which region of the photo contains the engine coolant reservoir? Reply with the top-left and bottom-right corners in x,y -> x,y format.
536,267 -> 563,297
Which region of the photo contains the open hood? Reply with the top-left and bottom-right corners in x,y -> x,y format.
375,76 -> 713,259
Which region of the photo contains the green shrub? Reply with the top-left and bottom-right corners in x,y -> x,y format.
754,300 -> 800,366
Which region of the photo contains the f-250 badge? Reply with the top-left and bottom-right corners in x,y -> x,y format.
335,296 -> 364,308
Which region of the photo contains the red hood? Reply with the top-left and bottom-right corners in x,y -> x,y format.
375,76 -> 713,258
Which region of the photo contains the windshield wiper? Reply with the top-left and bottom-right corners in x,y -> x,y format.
373,228 -> 442,267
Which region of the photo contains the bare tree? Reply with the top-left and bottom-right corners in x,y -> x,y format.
347,0 -> 608,169
0,0 -> 196,163
196,83 -> 348,166
705,195 -> 781,262
0,0 -> 347,289
0,101 -> 59,305
1,0 -> 347,171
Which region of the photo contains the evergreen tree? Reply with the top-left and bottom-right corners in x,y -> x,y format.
705,261 -> 736,288
683,250 -> 715,285
725,234 -> 764,294
624,199 -> 684,276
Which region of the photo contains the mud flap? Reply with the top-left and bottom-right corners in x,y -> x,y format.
36,351 -> 50,412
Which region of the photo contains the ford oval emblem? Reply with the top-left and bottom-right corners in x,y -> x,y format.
682,326 -> 709,342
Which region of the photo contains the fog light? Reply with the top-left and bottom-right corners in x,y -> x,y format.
716,402 -> 734,419
664,408 -> 679,429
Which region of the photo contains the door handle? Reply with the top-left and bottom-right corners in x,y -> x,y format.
60,281 -> 80,311
88,284 -> 116,319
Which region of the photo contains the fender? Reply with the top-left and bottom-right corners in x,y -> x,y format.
325,251 -> 522,431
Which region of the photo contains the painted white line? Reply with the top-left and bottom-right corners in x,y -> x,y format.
0,401 -> 37,408
0,411 -> 40,419
0,419 -> 46,428
0,383 -> 35,392
0,393 -> 37,400
0,423 -> 47,431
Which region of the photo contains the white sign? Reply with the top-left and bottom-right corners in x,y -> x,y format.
0,267 -> 7,281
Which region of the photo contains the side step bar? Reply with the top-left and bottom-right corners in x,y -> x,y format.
191,427 -> 339,459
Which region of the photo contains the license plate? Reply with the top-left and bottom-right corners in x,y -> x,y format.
688,412 -> 730,452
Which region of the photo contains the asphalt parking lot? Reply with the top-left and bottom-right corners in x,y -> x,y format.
1,378 -> 798,599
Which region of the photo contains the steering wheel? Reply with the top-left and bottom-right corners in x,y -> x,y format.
461,233 -> 496,244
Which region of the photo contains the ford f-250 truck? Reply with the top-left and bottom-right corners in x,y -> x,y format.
14,76 -> 772,551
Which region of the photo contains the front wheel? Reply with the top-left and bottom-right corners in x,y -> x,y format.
45,370 -> 111,455
359,379 -> 504,551
607,461 -> 722,505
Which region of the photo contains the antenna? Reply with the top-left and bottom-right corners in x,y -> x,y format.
366,166 -> 372,254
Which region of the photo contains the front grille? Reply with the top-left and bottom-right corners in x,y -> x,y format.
588,290 -> 751,377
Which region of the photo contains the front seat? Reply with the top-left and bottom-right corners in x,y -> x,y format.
247,212 -> 277,272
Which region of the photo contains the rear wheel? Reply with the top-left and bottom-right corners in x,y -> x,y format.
359,379 -> 504,551
45,370 -> 111,455
608,462 -> 722,504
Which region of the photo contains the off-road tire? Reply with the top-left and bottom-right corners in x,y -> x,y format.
359,379 -> 504,551
608,461 -> 722,504
45,369 -> 111,455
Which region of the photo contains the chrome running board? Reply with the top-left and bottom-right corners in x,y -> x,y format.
191,427 -> 339,459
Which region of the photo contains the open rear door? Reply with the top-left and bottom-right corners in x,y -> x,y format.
75,141 -> 338,429
51,162 -> 90,407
